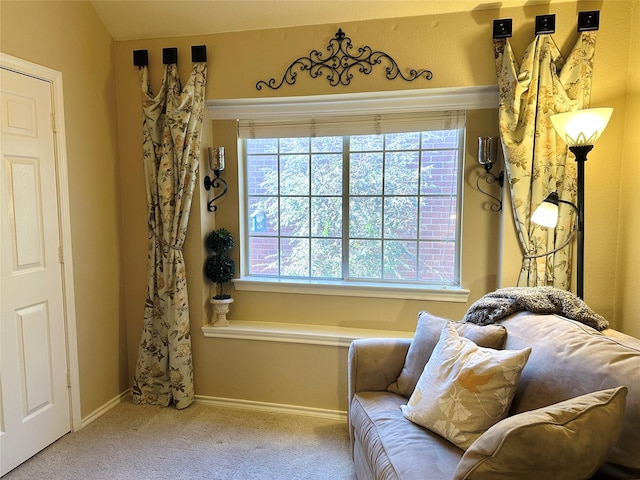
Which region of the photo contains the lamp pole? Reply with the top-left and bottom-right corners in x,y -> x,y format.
570,145 -> 593,300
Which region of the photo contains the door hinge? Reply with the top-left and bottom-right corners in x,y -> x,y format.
59,246 -> 64,264
51,113 -> 57,133
67,371 -> 72,388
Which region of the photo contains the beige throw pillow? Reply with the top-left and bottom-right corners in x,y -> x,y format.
388,312 -> 507,398
402,322 -> 530,450
453,386 -> 628,480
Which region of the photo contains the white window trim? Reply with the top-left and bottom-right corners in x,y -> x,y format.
206,86 -> 496,303
233,277 -> 470,302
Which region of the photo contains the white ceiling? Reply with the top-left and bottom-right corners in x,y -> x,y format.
89,0 -> 560,41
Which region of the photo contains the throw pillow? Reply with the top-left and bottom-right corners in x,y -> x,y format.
388,312 -> 507,398
401,322 -> 531,450
452,386 -> 628,480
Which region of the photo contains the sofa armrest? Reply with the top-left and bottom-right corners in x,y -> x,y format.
347,337 -> 411,455
348,337 -> 411,401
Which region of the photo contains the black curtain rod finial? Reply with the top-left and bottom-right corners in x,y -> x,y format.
535,14 -> 556,35
493,19 -> 512,39
133,49 -> 148,67
191,45 -> 207,63
578,11 -> 600,31
493,11 -> 598,39
163,47 -> 178,65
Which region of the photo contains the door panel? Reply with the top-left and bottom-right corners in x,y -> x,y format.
17,302 -> 54,416
6,157 -> 45,271
1,67 -> 71,476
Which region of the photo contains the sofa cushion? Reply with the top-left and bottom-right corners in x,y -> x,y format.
501,312 -> 640,471
388,311 -> 507,398
402,322 -> 531,450
452,386 -> 628,480
351,391 -> 463,480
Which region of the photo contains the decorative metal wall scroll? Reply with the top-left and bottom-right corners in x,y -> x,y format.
256,29 -> 433,90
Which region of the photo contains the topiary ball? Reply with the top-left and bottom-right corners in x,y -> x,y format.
206,228 -> 234,254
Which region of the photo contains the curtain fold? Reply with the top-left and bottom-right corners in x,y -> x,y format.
494,32 -> 596,290
133,61 -> 207,409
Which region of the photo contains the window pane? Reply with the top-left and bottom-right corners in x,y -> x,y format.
421,151 -> 459,195
384,197 -> 417,239
349,197 -> 382,238
349,239 -> 382,279
386,132 -> 420,150
247,155 -> 278,195
281,137 -> 309,153
384,240 -> 418,280
421,130 -> 460,149
280,197 -> 309,237
281,238 -> 309,277
249,237 -> 279,275
311,136 -> 342,153
419,241 -> 455,283
350,152 -> 383,195
280,155 -> 309,195
384,151 -> 419,195
311,197 -> 342,238
420,197 -> 457,241
351,135 -> 383,151
311,238 -> 341,278
311,154 -> 342,195
248,197 -> 278,236
247,138 -> 278,154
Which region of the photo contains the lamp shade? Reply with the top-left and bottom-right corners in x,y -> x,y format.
550,108 -> 613,146
531,192 -> 559,228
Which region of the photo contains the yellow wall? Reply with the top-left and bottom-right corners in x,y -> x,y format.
113,1 -> 638,412
1,0 -> 637,415
616,0 -> 640,338
0,1 -> 128,417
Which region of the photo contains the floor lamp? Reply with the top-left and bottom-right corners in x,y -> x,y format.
531,108 -> 613,299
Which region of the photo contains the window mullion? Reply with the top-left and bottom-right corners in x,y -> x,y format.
380,134 -> 386,280
417,132 -> 423,280
277,138 -> 282,277
307,142 -> 312,277
342,136 -> 350,280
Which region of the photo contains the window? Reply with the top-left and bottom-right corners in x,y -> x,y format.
241,111 -> 464,288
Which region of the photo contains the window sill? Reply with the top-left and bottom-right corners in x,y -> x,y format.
201,320 -> 414,347
232,277 -> 470,302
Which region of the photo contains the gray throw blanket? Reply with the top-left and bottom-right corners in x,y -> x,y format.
463,286 -> 609,331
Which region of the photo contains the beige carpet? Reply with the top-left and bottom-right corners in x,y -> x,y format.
4,400 -> 357,479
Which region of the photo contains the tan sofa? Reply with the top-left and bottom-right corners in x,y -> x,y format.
348,311 -> 640,480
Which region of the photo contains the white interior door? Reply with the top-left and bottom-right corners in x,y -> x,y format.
0,66 -> 71,476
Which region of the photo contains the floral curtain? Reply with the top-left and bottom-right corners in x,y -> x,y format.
494,32 -> 596,290
132,61 -> 207,409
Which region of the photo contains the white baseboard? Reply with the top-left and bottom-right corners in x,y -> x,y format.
195,395 -> 347,421
79,389 -> 132,430
78,390 -> 345,429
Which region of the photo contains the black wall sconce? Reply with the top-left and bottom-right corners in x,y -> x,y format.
204,147 -> 228,212
477,136 -> 504,212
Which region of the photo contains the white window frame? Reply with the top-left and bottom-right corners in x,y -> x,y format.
206,86 -> 498,302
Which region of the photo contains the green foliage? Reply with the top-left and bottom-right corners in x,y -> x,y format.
204,228 -> 236,299
206,228 -> 234,254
